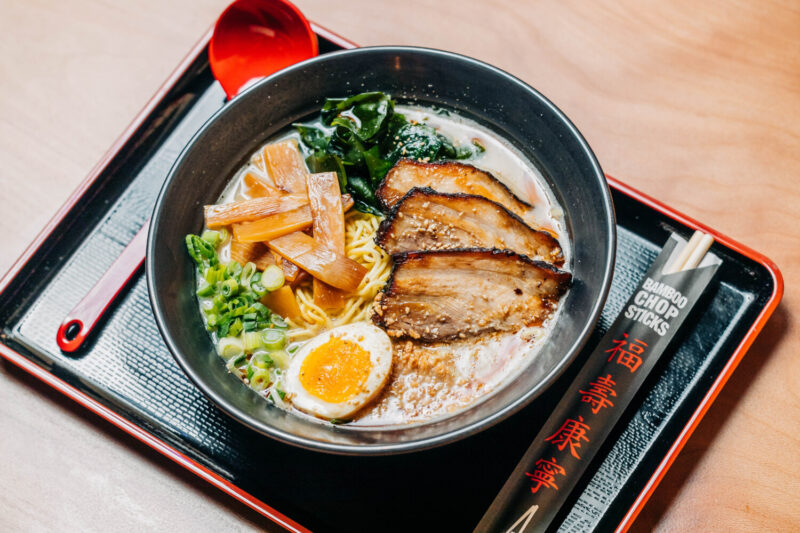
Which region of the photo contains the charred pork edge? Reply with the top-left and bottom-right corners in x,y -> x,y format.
374,159 -> 534,212
371,247 -> 572,332
374,186 -> 564,264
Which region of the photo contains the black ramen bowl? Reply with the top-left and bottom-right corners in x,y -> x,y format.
147,46 -> 616,454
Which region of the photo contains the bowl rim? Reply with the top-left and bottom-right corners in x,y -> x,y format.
146,45 -> 616,455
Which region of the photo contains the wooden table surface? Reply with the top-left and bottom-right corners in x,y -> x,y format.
1,0 -> 798,530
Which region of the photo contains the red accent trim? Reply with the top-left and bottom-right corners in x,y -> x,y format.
606,176 -> 784,533
0,22 -> 783,532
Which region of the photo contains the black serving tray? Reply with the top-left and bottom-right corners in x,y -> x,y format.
0,27 -> 782,533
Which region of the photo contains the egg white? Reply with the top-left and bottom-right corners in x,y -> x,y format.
284,322 -> 393,420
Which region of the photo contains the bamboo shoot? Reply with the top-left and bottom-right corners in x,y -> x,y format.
230,240 -> 277,270
307,172 -> 346,309
205,194 -> 308,228
230,195 -> 353,242
261,286 -> 302,320
264,140 -> 308,194
267,232 -> 367,292
242,172 -> 280,198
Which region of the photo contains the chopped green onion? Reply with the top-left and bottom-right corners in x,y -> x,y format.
286,342 -> 302,355
261,265 -> 285,292
196,281 -> 215,297
221,278 -> 239,297
249,369 -> 270,391
201,229 -> 221,247
275,388 -> 286,400
226,353 -> 247,370
205,264 -> 227,284
240,262 -> 257,289
269,349 -> 290,370
250,275 -> 267,297
230,293 -> 255,310
185,234 -> 218,267
250,302 -> 270,319
217,337 -> 244,358
270,314 -> 288,329
243,331 -> 263,353
227,261 -> 243,279
251,351 -> 274,370
261,329 -> 286,351
227,318 -> 243,337
218,227 -> 229,243
242,312 -> 262,332
251,284 -> 267,298
206,314 -> 219,330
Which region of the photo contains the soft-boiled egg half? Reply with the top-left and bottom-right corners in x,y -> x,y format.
284,322 -> 393,420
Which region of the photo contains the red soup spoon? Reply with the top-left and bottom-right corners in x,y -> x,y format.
57,0 -> 318,352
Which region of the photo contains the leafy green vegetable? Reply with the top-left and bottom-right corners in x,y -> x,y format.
388,122 -> 446,162
363,145 -> 393,185
293,91 -> 482,214
321,92 -> 393,142
347,176 -> 379,208
295,124 -> 329,151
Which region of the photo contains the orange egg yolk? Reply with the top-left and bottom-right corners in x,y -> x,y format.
299,336 -> 371,403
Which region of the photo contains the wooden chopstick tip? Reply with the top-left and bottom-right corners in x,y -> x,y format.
663,231 -> 715,274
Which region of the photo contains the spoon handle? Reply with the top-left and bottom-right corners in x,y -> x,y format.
56,222 -> 149,353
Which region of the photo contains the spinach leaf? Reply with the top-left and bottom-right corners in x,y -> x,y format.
328,125 -> 367,167
388,122 -> 444,162
363,145 -> 393,185
322,92 -> 392,142
346,176 -> 379,208
294,124 -> 329,152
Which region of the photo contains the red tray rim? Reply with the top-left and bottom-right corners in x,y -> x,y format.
0,23 -> 783,533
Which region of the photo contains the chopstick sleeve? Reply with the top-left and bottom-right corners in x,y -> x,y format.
475,233 -> 721,533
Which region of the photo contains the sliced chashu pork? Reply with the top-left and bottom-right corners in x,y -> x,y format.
376,159 -> 536,225
376,187 -> 564,266
372,249 -> 570,342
